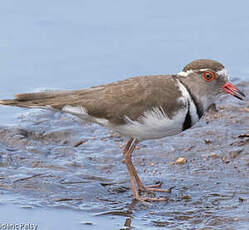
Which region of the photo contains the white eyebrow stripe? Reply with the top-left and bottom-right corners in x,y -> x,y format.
177,68 -> 228,78
177,69 -> 212,77
217,68 -> 228,77
177,70 -> 193,77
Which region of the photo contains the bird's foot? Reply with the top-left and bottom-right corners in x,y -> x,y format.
142,187 -> 172,193
136,196 -> 168,202
144,183 -> 162,189
139,183 -> 174,193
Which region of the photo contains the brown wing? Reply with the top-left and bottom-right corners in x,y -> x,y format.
0,75 -> 183,125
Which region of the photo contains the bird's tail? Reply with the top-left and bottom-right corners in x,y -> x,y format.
0,91 -> 73,109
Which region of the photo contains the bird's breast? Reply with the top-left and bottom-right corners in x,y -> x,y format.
114,106 -> 188,140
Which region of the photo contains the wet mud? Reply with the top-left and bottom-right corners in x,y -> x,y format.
0,82 -> 248,229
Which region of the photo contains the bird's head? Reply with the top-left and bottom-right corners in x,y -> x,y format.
177,59 -> 245,110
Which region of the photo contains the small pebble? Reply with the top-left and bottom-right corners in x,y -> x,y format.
181,195 -> 191,200
176,157 -> 187,164
124,217 -> 131,227
73,139 -> 87,147
238,133 -> 249,138
210,152 -> 216,158
238,197 -> 245,202
222,156 -> 230,164
204,139 -> 211,144
81,222 -> 93,225
62,140 -> 69,145
230,149 -> 242,158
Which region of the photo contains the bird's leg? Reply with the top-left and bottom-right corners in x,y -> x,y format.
123,139 -> 168,201
123,139 -> 172,195
123,139 -> 144,188
123,138 -> 139,199
140,185 -> 172,193
123,138 -> 134,154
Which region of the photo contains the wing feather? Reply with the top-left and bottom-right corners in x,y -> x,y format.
0,75 -> 183,125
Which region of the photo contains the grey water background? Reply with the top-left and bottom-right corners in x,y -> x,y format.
0,1 -> 249,230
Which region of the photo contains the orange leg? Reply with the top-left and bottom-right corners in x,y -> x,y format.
123,139 -> 145,190
123,138 -> 139,199
122,138 -> 170,201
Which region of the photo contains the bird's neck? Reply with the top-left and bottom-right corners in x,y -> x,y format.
176,77 -> 213,118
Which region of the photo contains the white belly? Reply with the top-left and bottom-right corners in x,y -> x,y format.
113,107 -> 188,140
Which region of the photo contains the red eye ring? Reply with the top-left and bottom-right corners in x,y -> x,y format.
201,71 -> 215,82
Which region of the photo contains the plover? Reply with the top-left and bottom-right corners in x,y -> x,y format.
0,59 -> 245,201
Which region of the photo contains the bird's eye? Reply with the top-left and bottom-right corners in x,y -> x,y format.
201,71 -> 215,82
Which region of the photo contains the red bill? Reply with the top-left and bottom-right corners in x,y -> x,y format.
222,82 -> 245,100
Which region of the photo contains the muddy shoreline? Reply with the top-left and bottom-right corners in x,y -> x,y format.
0,82 -> 248,229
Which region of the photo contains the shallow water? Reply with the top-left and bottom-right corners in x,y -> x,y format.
0,1 -> 249,229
